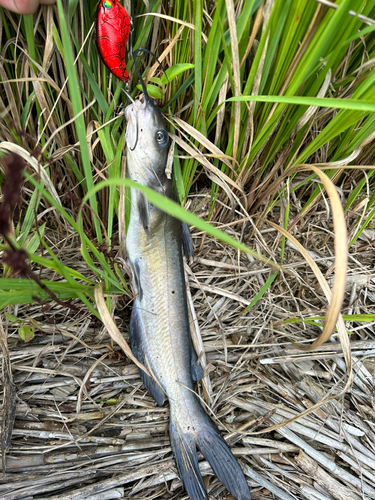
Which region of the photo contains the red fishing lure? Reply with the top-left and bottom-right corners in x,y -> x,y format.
96,0 -> 131,81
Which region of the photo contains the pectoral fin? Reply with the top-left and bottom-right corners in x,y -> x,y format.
137,192 -> 150,236
129,305 -> 165,406
127,258 -> 143,301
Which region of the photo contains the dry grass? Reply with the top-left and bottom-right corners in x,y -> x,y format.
1,196 -> 375,499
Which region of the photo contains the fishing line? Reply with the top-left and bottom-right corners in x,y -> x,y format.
108,76 -> 134,103
107,75 -> 138,150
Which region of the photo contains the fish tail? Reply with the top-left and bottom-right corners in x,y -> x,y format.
170,408 -> 251,500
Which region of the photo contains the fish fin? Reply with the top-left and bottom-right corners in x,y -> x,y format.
170,406 -> 251,500
197,417 -> 251,500
129,306 -> 165,406
170,415 -> 208,500
180,222 -> 194,262
133,259 -> 143,301
190,341 -> 203,382
137,192 -> 150,235
127,258 -> 143,301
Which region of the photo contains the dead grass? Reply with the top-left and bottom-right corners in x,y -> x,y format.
1,195 -> 375,499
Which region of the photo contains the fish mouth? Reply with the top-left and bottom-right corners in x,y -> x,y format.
125,96 -> 147,122
125,96 -> 159,151
125,98 -> 148,151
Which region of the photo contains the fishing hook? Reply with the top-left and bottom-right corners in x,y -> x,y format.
128,49 -> 168,151
132,48 -> 168,102
129,113 -> 138,151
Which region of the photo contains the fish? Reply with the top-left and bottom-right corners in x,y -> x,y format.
124,84 -> 251,500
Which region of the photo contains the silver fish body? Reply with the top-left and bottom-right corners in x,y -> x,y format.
125,97 -> 251,500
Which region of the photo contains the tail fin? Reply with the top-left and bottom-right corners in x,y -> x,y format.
170,410 -> 251,500
197,421 -> 251,500
170,417 -> 208,500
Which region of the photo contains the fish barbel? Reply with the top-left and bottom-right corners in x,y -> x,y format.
125,94 -> 251,500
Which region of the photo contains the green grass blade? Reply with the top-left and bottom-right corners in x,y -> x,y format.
242,272 -> 278,313
56,0 -> 101,241
228,95 -> 375,112
79,178 -> 284,271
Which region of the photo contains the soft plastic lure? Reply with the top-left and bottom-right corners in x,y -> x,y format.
96,0 -> 131,81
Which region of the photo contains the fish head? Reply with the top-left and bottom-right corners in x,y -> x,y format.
125,97 -> 169,190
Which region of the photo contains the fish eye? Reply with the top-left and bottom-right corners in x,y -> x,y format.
156,130 -> 168,146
